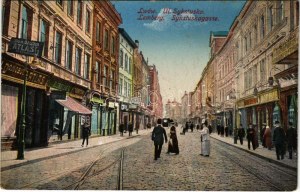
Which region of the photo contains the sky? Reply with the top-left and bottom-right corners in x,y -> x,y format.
112,0 -> 246,107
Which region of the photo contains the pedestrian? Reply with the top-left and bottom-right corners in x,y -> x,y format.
272,121 -> 286,160
147,122 -> 151,129
208,124 -> 212,134
286,121 -> 297,159
128,122 -> 133,136
263,125 -> 272,150
119,122 -> 124,136
225,126 -> 228,137
185,122 -> 189,133
221,125 -> 225,137
151,118 -> 168,160
217,124 -> 221,135
253,124 -> 259,149
199,119 -> 210,157
233,127 -> 238,144
190,122 -> 194,132
135,121 -> 140,134
167,126 -> 179,155
247,124 -> 255,150
238,124 -> 245,145
81,122 -> 90,147
196,124 -> 200,131
261,123 -> 267,148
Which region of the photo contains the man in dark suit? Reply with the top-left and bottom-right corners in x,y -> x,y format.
273,120 -> 286,160
152,118 -> 168,160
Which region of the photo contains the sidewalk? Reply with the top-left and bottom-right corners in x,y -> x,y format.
210,133 -> 298,171
1,129 -> 152,170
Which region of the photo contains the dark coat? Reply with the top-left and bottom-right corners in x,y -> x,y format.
82,125 -> 90,138
286,127 -> 297,148
168,126 -> 179,154
152,125 -> 167,145
128,123 -> 133,132
273,126 -> 286,145
238,128 -> 245,138
246,128 -> 255,140
119,123 -> 124,132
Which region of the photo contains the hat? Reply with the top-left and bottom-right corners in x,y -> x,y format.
266,126 -> 270,129
275,120 -> 280,125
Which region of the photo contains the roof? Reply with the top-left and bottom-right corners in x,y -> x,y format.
56,96 -> 92,115
119,28 -> 138,48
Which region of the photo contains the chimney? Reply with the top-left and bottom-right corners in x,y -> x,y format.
135,40 -> 139,48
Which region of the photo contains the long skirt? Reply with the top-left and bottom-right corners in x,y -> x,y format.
201,140 -> 210,156
167,138 -> 179,154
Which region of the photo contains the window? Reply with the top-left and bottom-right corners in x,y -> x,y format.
103,66 -> 108,87
128,82 -> 131,97
124,81 -> 127,97
129,57 -> 132,74
260,59 -> 266,82
253,65 -> 257,84
21,5 -> 29,39
75,47 -> 82,75
84,53 -> 90,79
67,1 -> 73,16
254,24 -> 257,45
86,9 -> 90,33
111,36 -> 115,54
119,77 -> 123,96
65,40 -> 73,70
2,1 -> 10,35
95,61 -> 100,83
125,54 -> 128,71
96,21 -> 101,42
260,15 -> 265,40
278,1 -> 284,22
104,29 -> 109,50
119,49 -> 123,68
77,0 -> 82,26
110,70 -> 115,90
56,0 -> 63,7
249,32 -> 252,49
244,36 -> 247,53
40,19 -> 49,57
268,6 -> 273,32
55,31 -> 62,64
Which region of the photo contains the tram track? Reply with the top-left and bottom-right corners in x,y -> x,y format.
15,137 -> 138,190
213,138 -> 297,191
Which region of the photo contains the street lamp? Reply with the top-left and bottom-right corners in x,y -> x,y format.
17,56 -> 41,160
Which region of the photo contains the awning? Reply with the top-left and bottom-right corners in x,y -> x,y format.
56,96 -> 92,115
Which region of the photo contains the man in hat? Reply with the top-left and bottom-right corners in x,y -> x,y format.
272,120 -> 286,160
286,121 -> 297,159
247,123 -> 255,150
199,119 -> 210,157
152,118 -> 168,160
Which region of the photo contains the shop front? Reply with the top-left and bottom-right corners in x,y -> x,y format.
90,94 -> 104,136
1,56 -> 49,149
47,77 -> 91,142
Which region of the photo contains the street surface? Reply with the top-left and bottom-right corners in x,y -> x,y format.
1,126 -> 297,191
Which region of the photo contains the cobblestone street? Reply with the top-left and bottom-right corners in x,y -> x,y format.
1,127 -> 297,190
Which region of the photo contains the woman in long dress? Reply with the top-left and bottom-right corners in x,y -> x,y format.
167,126 -> 179,154
200,119 -> 210,156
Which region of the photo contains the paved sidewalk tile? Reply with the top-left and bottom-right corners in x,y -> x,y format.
1,129 -> 152,169
210,133 -> 297,170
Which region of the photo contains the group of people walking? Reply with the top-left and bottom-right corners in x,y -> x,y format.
151,118 -> 211,160
232,121 -> 297,160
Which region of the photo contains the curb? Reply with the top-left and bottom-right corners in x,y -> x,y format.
211,136 -> 297,171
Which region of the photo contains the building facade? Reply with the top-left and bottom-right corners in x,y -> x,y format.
90,1 -> 122,137
118,28 -> 136,131
2,0 -> 94,148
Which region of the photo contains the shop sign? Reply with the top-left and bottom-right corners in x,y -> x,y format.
8,38 -> 44,58
237,100 -> 244,108
91,97 -> 104,104
259,89 -> 278,104
244,98 -> 258,106
48,78 -> 73,92
2,62 -> 47,88
108,102 -> 115,108
131,97 -> 141,105
70,87 -> 85,97
121,104 -> 128,110
129,104 -> 138,109
273,32 -> 298,64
